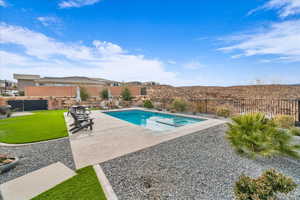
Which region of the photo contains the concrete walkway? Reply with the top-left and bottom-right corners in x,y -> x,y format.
0,162 -> 76,200
68,109 -> 225,169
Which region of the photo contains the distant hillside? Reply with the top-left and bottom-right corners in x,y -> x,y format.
148,85 -> 300,100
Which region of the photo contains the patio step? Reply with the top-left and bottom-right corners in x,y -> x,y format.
0,162 -> 76,200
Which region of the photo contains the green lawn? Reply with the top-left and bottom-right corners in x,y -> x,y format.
0,110 -> 68,144
32,166 -> 107,200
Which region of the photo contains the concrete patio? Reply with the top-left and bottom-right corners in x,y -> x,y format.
67,108 -> 225,169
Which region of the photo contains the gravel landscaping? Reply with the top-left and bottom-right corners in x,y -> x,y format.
0,138 -> 75,184
101,124 -> 300,200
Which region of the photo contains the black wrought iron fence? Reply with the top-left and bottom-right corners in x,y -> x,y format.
153,97 -> 300,123
192,98 -> 300,123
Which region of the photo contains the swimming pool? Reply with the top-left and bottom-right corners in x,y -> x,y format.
104,109 -> 206,131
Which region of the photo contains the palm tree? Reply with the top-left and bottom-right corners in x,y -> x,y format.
226,113 -> 300,159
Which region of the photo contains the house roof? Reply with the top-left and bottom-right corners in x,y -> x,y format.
13,74 -> 40,80
37,76 -> 113,84
13,74 -> 118,85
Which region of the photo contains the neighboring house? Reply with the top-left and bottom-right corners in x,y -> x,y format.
0,80 -> 18,96
125,81 -> 160,86
13,74 -> 120,91
0,80 -> 5,89
143,81 -> 160,86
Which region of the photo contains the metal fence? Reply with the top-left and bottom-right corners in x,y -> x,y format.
7,100 -> 48,111
152,97 -> 300,123
191,98 -> 300,122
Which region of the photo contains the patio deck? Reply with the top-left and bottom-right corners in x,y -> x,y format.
67,108 -> 225,169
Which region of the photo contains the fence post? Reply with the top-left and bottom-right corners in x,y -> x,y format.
297,99 -> 300,126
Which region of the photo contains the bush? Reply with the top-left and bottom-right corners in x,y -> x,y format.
195,102 -> 206,113
235,169 -> 297,200
171,98 -> 188,112
216,107 -> 231,118
273,115 -> 295,129
80,87 -> 90,101
100,88 -> 109,100
289,127 -> 300,136
143,100 -> 154,109
121,87 -> 132,101
226,113 -> 300,159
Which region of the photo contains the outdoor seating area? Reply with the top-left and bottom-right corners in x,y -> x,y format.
68,106 -> 94,134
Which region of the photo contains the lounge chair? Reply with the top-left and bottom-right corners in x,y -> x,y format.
69,111 -> 94,134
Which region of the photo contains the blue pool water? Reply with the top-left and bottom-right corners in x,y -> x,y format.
104,110 -> 205,131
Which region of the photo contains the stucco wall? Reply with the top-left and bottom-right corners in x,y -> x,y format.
25,86 -> 77,97
110,86 -> 141,97
24,86 -> 142,97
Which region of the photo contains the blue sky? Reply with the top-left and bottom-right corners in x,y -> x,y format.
0,0 -> 300,86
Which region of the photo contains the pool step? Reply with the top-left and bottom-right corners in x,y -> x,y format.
0,162 -> 76,200
155,119 -> 183,127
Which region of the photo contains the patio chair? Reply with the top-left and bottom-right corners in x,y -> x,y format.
69,112 -> 94,134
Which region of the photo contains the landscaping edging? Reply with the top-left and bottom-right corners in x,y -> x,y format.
0,137 -> 69,147
93,165 -> 118,200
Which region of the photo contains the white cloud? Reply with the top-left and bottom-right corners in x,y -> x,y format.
37,16 -> 61,27
0,23 -> 180,85
183,61 -> 205,70
218,20 -> 300,62
0,51 -> 29,65
59,0 -> 101,8
249,0 -> 300,18
0,0 -> 6,7
93,40 -> 124,55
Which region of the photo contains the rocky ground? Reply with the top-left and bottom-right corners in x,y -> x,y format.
101,124 -> 300,200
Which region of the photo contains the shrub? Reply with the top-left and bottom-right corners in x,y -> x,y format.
143,100 -> 154,109
216,107 -> 231,118
80,87 -> 90,101
234,169 -> 297,200
226,113 -> 300,159
100,88 -> 109,100
171,98 -> 187,112
273,115 -> 295,129
289,127 -> 300,136
195,102 -> 206,113
121,87 -> 132,101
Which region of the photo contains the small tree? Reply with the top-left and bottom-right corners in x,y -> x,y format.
100,88 -> 109,100
226,113 -> 300,159
80,87 -> 90,101
121,87 -> 132,101
143,100 -> 154,109
171,98 -> 187,112
216,107 -> 231,118
235,169 -> 297,200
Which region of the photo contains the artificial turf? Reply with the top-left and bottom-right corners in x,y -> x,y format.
0,110 -> 68,144
32,166 -> 107,200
